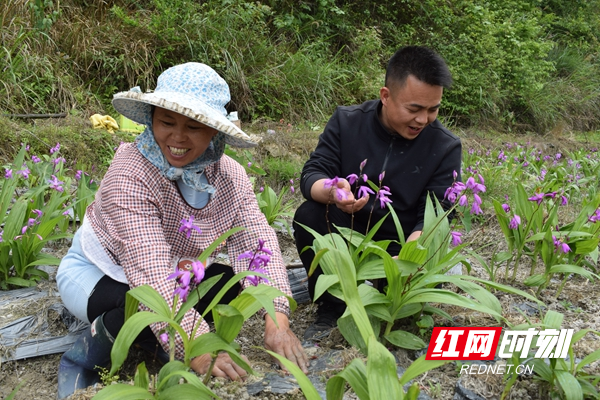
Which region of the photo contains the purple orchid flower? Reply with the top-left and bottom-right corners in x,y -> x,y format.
179,215 -> 202,239
509,215 -> 521,230
357,185 -> 374,199
450,231 -> 462,246
528,193 -> 544,205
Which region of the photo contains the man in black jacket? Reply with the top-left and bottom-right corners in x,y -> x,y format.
293,46 -> 462,340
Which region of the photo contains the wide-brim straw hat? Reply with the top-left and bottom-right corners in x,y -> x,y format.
112,62 -> 257,148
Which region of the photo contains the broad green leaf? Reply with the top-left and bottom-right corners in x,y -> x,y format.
125,291 -> 140,321
575,348 -> 600,372
555,370 -> 583,400
542,310 -> 564,330
92,384 -> 155,399
134,362 -> 149,390
548,264 -> 598,281
397,240 -> 427,265
156,369 -> 216,398
399,355 -> 447,386
127,285 -> 171,318
264,349 -> 322,400
332,247 -> 374,346
384,330 -> 427,350
405,289 -> 502,319
212,304 -> 244,344
524,274 -> 547,287
156,360 -> 188,391
314,274 -> 340,302
367,339 -> 403,400
529,358 -> 553,381
197,226 -> 245,264
356,259 -> 386,280
157,383 -> 217,399
326,358 -> 369,400
338,314 -> 367,353
110,312 -> 184,375
188,332 -> 252,374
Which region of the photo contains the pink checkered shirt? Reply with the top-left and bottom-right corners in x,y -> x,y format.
86,143 -> 291,359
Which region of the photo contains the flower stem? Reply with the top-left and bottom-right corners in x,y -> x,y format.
203,355 -> 218,385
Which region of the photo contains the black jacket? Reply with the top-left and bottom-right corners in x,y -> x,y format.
300,99 -> 462,241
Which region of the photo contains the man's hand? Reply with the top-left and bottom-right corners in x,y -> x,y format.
191,352 -> 250,381
264,312 -> 309,373
311,178 -> 369,214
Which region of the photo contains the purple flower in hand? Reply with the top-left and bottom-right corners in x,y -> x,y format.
357,185 -> 374,199
179,215 -> 202,239
323,177 -> 340,189
346,174 -> 359,185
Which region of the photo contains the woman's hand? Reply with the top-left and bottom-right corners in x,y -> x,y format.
191,352 -> 250,381
264,312 -> 309,373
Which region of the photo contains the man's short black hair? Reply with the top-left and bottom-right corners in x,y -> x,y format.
385,46 -> 452,89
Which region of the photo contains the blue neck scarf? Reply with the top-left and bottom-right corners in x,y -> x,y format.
135,126 -> 225,194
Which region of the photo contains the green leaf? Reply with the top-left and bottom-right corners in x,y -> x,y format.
338,314 -> 367,354
197,226 -> 245,263
157,383 -> 218,399
326,358 -> 369,400
367,339 -> 403,400
92,383 -> 155,399
188,333 -> 252,374
524,274 -> 547,287
543,310 -> 565,330
404,289 -> 502,319
156,360 -> 189,391
264,349 -> 322,400
156,369 -> 216,398
134,362 -> 149,389
529,358 -> 553,382
384,330 -> 427,350
212,304 -> 244,344
127,285 -> 171,318
555,370 -> 583,400
548,264 -> 598,281
575,348 -> 600,372
399,355 -> 447,386
110,312 -> 182,375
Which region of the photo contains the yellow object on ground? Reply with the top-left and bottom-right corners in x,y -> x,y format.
89,114 -> 119,134
118,114 -> 145,133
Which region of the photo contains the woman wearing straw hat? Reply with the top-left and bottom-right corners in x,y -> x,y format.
56,63 -> 308,399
